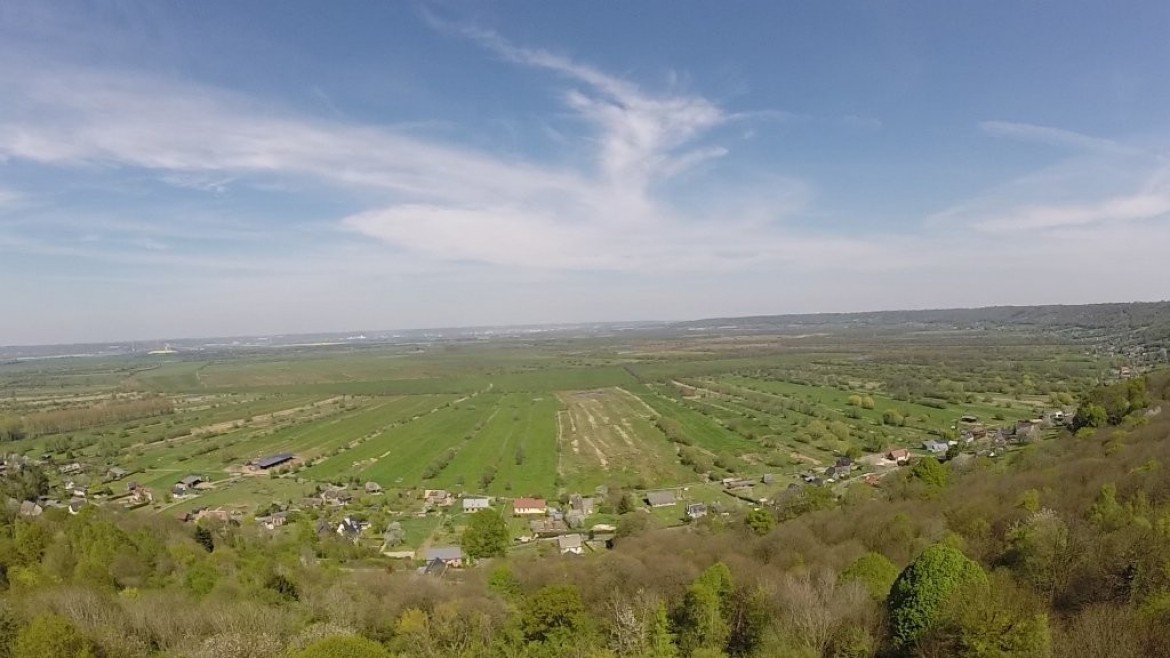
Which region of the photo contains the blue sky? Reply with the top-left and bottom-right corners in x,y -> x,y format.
2,2 -> 1169,345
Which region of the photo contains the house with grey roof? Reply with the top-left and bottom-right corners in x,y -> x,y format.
645,490 -> 677,508
922,440 -> 949,455
557,533 -> 585,555
179,474 -> 204,488
18,500 -> 43,517
425,546 -> 465,567
252,453 -> 294,470
569,494 -> 595,516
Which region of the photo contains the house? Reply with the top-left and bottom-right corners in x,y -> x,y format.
425,546 -> 465,567
512,497 -> 548,516
195,508 -> 233,524
18,500 -> 43,517
423,489 -> 454,507
565,510 -> 587,529
922,441 -> 949,455
258,512 -> 288,530
557,533 -> 585,555
825,464 -> 853,479
686,503 -> 708,520
421,558 -> 449,577
127,487 -> 154,506
106,467 -> 128,481
179,475 -> 204,488
337,516 -> 368,542
462,497 -> 491,513
59,463 -> 84,475
529,518 -> 569,536
252,453 -> 294,471
67,498 -> 86,515
886,448 -> 911,464
172,484 -> 192,498
960,415 -> 979,423
322,486 -> 352,507
569,494 -> 595,516
835,456 -> 855,468
364,482 -> 383,494
645,490 -> 678,507
1015,421 -> 1041,442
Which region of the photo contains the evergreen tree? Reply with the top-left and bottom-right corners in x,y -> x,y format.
646,601 -> 677,658
193,525 -> 215,553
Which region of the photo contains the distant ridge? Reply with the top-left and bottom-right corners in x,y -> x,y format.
3,301 -> 1169,359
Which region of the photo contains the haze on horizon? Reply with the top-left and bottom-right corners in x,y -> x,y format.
2,2 -> 1170,346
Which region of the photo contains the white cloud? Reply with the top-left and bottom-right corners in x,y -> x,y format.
0,30 -> 861,277
979,120 -> 1139,155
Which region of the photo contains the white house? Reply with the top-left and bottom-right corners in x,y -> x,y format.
462,497 -> 491,513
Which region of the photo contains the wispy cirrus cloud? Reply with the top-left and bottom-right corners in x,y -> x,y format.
0,29 -> 839,276
924,121 -> 1170,234
979,120 -> 1140,156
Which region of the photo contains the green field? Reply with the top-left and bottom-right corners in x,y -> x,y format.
0,325 -> 1120,520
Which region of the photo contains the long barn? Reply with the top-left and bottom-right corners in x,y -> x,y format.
254,453 -> 294,470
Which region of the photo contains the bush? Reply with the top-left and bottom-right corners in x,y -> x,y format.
295,635 -> 392,658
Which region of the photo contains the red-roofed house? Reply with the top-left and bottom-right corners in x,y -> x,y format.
512,497 -> 547,516
886,449 -> 911,464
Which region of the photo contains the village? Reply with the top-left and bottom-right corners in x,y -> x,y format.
2,406 -> 1072,577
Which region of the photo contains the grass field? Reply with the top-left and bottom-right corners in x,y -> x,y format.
556,387 -> 697,491
0,327 -> 1116,522
300,393 -> 501,486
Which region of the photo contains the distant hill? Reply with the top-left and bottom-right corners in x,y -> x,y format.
4,301 -> 1169,360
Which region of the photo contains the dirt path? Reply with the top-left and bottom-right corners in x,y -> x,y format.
615,387 -> 658,417
190,396 -> 346,436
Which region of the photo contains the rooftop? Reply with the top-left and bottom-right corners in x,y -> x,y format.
426,546 -> 465,562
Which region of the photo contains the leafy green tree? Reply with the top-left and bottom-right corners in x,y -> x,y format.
1073,403 -> 1108,430
1006,509 -> 1069,599
617,493 -> 635,515
184,560 -> 218,597
887,544 -> 988,651
841,552 -> 899,601
488,563 -> 521,599
520,585 -> 590,646
921,577 -> 1052,658
775,485 -> 837,521
13,520 -> 50,566
910,456 -> 950,490
295,635 -> 393,658
0,464 -> 47,502
745,508 -> 775,536
462,508 -> 509,559
12,614 -> 97,658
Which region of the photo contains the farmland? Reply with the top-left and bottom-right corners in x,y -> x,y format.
2,307 -> 1160,529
